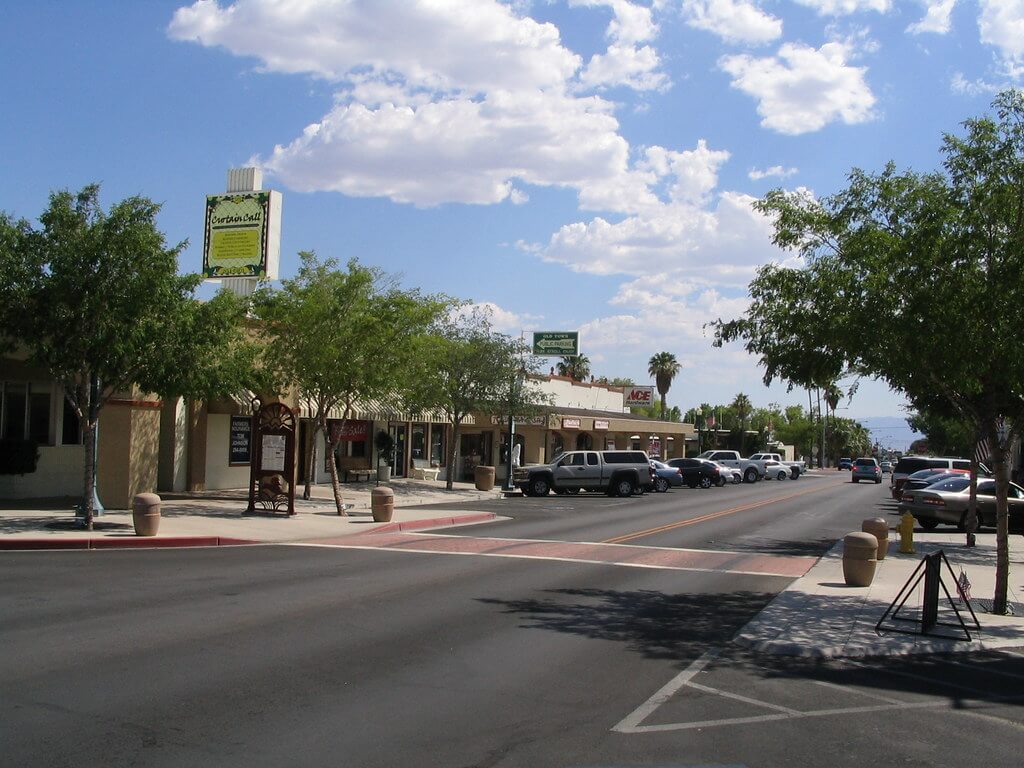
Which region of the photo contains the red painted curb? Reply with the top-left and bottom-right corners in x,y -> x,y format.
365,512 -> 498,535
0,536 -> 257,551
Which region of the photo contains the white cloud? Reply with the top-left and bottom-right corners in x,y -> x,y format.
168,0 -> 579,94
719,41 -> 877,134
575,0 -> 670,91
950,72 -> 1002,96
461,301 -> 543,333
748,165 -> 799,180
681,0 -> 783,45
978,0 -> 1024,75
791,0 -> 890,15
258,91 -> 630,206
906,0 -> 956,35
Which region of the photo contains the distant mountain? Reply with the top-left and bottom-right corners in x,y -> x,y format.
860,416 -> 922,453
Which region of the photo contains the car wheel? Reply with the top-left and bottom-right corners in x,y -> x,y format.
699,476 -> 713,489
530,477 -> 550,497
919,518 -> 939,530
615,477 -> 635,497
852,477 -> 859,483
776,470 -> 787,481
790,468 -> 800,479
716,477 -> 726,487
875,478 -> 881,484
655,477 -> 669,493
743,467 -> 758,483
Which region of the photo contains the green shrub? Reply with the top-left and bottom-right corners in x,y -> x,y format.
0,439 -> 41,475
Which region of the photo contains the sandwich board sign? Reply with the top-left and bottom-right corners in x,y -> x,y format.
532,331 -> 580,356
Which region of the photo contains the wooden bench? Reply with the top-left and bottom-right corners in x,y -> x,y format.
338,456 -> 373,483
411,458 -> 441,481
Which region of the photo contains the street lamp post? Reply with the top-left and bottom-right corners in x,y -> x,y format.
695,407 -> 702,455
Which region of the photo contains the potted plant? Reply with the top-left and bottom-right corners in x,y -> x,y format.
375,430 -> 395,482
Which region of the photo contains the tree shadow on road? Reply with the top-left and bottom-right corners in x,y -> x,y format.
478,588 -> 776,662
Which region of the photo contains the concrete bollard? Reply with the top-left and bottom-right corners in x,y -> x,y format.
842,531 -> 879,587
861,517 -> 889,561
132,493 -> 161,537
371,487 -> 395,523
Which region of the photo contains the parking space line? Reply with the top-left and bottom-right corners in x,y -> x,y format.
809,678 -> 906,705
612,650 -> 719,733
686,681 -> 802,715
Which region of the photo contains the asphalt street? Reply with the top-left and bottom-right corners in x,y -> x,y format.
3,477 -> 1022,767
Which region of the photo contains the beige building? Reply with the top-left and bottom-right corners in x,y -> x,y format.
1,356 -> 694,506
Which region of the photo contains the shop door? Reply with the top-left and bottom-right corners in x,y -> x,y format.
390,425 -> 407,477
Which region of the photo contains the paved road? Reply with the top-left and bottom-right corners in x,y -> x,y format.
3,479 -> 1022,767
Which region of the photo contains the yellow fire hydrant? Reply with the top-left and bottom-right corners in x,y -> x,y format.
899,511 -> 915,554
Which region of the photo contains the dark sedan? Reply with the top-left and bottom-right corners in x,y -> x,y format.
665,457 -> 721,489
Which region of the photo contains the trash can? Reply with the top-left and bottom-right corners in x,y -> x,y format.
132,493 -> 161,537
371,487 -> 394,523
842,531 -> 879,587
474,465 -> 496,491
861,517 -> 889,560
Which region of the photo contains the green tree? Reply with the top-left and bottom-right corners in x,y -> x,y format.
0,185 -> 257,529
556,354 -> 591,382
731,393 -> 753,455
254,253 -> 450,512
714,91 -> 1024,613
648,352 -> 681,422
407,307 -> 533,490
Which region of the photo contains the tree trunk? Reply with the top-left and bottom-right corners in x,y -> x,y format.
304,422 -> 319,501
326,423 -> 346,515
81,417 -> 96,531
446,418 -> 462,491
991,423 -> 1010,615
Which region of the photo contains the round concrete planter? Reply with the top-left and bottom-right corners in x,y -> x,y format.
132,493 -> 161,537
842,531 -> 879,587
474,465 -> 496,491
371,487 -> 394,522
861,517 -> 889,560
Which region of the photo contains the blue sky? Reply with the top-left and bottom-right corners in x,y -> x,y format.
3,1 -> 1020,432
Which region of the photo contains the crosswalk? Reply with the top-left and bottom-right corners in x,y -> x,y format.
284,531 -> 818,577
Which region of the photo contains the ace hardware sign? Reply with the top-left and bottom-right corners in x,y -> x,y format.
624,387 -> 655,407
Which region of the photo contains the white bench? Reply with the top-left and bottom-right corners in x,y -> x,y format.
411,458 -> 441,481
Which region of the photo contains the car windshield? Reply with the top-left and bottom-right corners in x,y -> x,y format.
908,468 -> 944,479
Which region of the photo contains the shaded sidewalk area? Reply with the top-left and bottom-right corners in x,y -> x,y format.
0,477 -> 507,549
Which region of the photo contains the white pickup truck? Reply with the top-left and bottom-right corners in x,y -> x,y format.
696,450 -> 765,483
748,452 -> 806,480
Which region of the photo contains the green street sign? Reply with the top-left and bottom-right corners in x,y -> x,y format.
532,331 -> 580,356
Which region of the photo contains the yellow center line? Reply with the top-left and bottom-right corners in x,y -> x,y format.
603,479 -> 848,544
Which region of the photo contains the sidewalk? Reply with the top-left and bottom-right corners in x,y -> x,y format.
0,477 -> 509,548
735,531 -> 1024,658
3,486 -> 1023,658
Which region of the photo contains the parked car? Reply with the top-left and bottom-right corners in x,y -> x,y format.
851,457 -> 882,483
514,450 -> 652,497
649,460 -> 684,493
889,455 -> 990,500
763,460 -> 791,480
665,457 -> 721,489
899,476 -> 1024,530
748,452 -> 805,479
696,450 -> 765,483
899,469 -> 968,494
838,457 -> 853,470
710,461 -> 742,484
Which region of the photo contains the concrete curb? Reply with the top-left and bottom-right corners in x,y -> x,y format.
0,536 -> 257,551
362,512 -> 500,535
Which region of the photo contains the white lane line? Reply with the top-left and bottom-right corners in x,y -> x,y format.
612,650 -> 719,733
622,700 -> 947,734
845,660 -> 998,699
810,678 -> 906,705
282,542 -> 801,577
686,681 -> 802,715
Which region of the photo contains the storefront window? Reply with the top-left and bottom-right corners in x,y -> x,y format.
430,428 -> 446,466
575,432 -> 593,450
1,383 -> 26,440
411,424 -> 426,460
551,431 -> 564,460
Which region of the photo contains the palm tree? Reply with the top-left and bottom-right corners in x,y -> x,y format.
824,383 -> 843,467
648,352 -> 681,421
556,355 -> 591,382
731,392 -> 752,455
